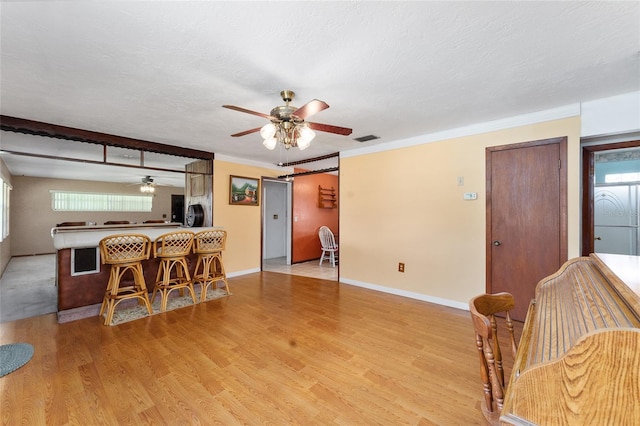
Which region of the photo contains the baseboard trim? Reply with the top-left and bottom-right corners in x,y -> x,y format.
339,277 -> 468,311
227,268 -> 260,278
57,303 -> 101,323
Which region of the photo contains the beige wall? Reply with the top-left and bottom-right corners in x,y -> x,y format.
10,176 -> 183,256
212,160 -> 281,275
0,117 -> 584,311
0,157 -> 12,274
339,117 -> 581,307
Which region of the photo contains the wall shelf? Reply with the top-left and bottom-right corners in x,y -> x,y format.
318,186 -> 337,209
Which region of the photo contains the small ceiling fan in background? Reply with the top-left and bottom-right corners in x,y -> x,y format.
128,175 -> 180,192
223,90 -> 352,151
139,175 -> 156,193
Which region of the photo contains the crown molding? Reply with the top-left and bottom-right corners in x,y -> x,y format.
341,103 -> 580,159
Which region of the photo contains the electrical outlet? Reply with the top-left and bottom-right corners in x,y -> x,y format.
398,262 -> 405,273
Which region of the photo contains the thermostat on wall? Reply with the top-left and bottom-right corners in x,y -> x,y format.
463,192 -> 478,200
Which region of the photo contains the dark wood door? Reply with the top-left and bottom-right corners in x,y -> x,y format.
581,139 -> 640,256
486,138 -> 567,321
171,194 -> 184,225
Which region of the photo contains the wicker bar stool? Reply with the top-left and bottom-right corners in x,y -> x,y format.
99,233 -> 153,326
151,230 -> 196,311
193,229 -> 229,302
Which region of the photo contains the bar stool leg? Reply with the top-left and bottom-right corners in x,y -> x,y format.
211,253 -> 229,294
194,254 -> 213,302
195,252 -> 229,302
151,259 -> 170,311
100,265 -> 115,317
100,265 -> 120,325
173,257 -> 196,303
152,257 -> 197,311
101,263 -> 153,326
133,263 -> 152,312
192,254 -> 205,299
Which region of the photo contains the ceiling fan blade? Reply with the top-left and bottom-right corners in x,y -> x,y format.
231,127 -> 262,137
222,105 -> 273,120
293,99 -> 330,120
308,122 -> 353,136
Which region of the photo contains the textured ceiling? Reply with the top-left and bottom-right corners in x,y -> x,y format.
1,1 -> 639,186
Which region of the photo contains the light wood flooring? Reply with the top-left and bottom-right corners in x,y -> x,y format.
0,271 -> 520,425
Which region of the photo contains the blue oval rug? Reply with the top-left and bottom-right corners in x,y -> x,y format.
0,343 -> 34,377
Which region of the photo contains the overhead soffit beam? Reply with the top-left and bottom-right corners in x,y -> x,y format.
0,148 -> 197,176
277,152 -> 339,167
0,115 -> 215,160
278,167 -> 339,179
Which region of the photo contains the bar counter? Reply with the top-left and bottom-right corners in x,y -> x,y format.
52,223 -> 216,322
52,222 -> 184,248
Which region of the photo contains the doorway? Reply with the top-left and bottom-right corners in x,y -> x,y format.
486,137 -> 568,321
171,194 -> 184,224
262,179 -> 292,267
582,140 -> 640,255
261,177 -> 339,281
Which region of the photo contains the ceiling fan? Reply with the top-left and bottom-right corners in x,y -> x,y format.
223,90 -> 352,151
140,175 -> 154,185
139,175 -> 156,193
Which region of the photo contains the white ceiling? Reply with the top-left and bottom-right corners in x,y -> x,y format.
1,1 -> 639,187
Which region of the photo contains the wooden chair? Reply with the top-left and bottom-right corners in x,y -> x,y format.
469,292 -> 518,425
192,229 -> 229,301
99,234 -> 153,326
318,226 -> 338,267
151,230 -> 196,311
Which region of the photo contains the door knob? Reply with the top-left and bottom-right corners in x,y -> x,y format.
493,240 -> 502,246
595,237 -> 601,241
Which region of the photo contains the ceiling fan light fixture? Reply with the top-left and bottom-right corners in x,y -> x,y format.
140,183 -> 155,193
224,90 -> 352,153
297,138 -> 310,150
298,126 -> 315,144
296,127 -> 314,150
263,137 -> 277,150
260,123 -> 277,139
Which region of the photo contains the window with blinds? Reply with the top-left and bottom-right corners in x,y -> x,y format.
50,191 -> 153,212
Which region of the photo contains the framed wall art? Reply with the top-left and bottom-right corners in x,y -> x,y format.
229,175 -> 259,206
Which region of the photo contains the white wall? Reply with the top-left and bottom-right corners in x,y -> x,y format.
581,91 -> 640,137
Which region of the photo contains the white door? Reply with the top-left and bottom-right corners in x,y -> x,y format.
594,184 -> 639,255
